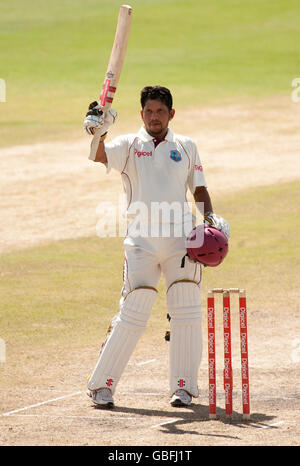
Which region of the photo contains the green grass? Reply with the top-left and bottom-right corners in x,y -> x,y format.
1,181 -> 299,359
0,237 -> 124,348
0,0 -> 299,146
203,181 -> 300,307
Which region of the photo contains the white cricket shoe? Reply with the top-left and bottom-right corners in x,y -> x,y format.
88,388 -> 114,408
170,389 -> 192,407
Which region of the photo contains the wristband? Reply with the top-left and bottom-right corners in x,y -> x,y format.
100,132 -> 108,142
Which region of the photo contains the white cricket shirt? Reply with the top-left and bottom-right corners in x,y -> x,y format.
105,126 -> 207,228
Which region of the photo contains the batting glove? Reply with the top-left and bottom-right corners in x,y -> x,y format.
204,213 -> 230,239
84,101 -> 117,136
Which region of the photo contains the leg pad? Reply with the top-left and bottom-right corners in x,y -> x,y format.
167,281 -> 202,397
88,287 -> 157,393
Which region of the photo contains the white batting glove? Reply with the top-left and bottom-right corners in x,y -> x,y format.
204,213 -> 230,239
84,101 -> 117,135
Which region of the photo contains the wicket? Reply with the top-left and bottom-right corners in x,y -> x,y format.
207,288 -> 250,420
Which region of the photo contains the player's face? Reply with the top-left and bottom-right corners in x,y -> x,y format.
141,99 -> 175,139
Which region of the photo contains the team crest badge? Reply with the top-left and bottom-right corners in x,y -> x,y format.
170,150 -> 182,162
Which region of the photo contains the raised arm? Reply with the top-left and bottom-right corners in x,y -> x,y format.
83,101 -> 117,163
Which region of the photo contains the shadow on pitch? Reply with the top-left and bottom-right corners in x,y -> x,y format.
92,402 -> 275,437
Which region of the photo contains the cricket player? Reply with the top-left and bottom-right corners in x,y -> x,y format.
84,86 -> 229,408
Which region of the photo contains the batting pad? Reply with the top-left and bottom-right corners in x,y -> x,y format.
167,281 -> 202,397
88,287 -> 157,393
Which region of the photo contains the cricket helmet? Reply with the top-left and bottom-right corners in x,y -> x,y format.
186,224 -> 229,267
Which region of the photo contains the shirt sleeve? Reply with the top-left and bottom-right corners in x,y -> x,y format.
187,140 -> 207,193
105,135 -> 130,174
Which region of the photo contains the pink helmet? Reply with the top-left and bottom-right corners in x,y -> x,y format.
186,225 -> 229,267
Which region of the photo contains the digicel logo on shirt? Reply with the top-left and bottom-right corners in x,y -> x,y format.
134,148 -> 153,158
195,164 -> 203,171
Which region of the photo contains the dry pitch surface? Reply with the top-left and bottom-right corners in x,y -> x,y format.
0,97 -> 300,447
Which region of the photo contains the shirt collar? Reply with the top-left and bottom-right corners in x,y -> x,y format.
137,126 -> 175,143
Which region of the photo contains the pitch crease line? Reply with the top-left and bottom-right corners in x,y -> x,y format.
151,418 -> 180,429
7,413 -> 137,420
257,420 -> 288,429
136,359 -> 156,366
0,390 -> 83,416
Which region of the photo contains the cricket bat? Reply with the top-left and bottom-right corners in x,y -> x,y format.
99,5 -> 132,110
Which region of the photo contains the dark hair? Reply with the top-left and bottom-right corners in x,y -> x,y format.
140,86 -> 173,110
